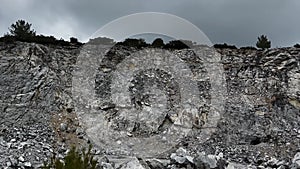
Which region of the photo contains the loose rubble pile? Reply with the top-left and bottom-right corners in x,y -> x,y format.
0,42 -> 299,168
0,124 -> 55,168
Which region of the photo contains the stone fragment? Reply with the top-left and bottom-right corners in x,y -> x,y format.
292,152 -> 300,167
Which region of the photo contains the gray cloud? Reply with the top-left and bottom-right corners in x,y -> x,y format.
0,0 -> 299,47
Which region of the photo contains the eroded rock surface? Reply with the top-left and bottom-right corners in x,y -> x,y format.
0,42 -> 79,168
0,42 -> 299,168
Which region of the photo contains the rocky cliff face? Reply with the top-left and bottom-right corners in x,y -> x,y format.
0,42 -> 80,168
0,42 -> 299,168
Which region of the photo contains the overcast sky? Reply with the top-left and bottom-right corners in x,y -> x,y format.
0,0 -> 299,47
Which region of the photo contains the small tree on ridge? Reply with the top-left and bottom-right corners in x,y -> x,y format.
152,38 -> 164,48
8,20 -> 36,39
256,35 -> 271,49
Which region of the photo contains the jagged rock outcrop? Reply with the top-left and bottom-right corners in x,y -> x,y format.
0,42 -> 80,168
0,42 -> 299,168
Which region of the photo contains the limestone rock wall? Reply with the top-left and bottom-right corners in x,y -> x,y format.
0,42 -> 299,168
0,42 -> 78,168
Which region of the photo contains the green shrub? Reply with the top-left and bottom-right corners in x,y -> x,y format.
70,37 -> 78,43
213,43 -> 237,49
116,38 -> 149,48
151,38 -> 164,48
0,35 -> 16,43
9,20 -> 36,39
42,145 -> 98,169
294,44 -> 300,48
30,35 -> 57,45
88,37 -> 116,45
256,35 -> 271,49
1,20 -> 83,46
164,40 -> 189,49
240,46 -> 257,50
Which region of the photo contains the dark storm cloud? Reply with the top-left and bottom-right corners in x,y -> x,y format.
0,0 -> 299,47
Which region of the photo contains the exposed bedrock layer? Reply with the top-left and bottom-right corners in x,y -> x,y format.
0,42 -> 299,168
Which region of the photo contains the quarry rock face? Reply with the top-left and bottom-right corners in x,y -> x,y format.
0,42 -> 78,168
73,44 -> 225,160
0,42 -> 299,168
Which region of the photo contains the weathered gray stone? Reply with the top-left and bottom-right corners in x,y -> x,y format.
171,153 -> 186,164
119,157 -> 147,169
225,162 -> 248,169
0,42 -> 299,168
18,156 -> 24,162
24,161 -> 32,167
59,123 -> 68,131
145,158 -> 170,169
292,152 -> 300,167
194,152 -> 218,168
101,162 -> 114,169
